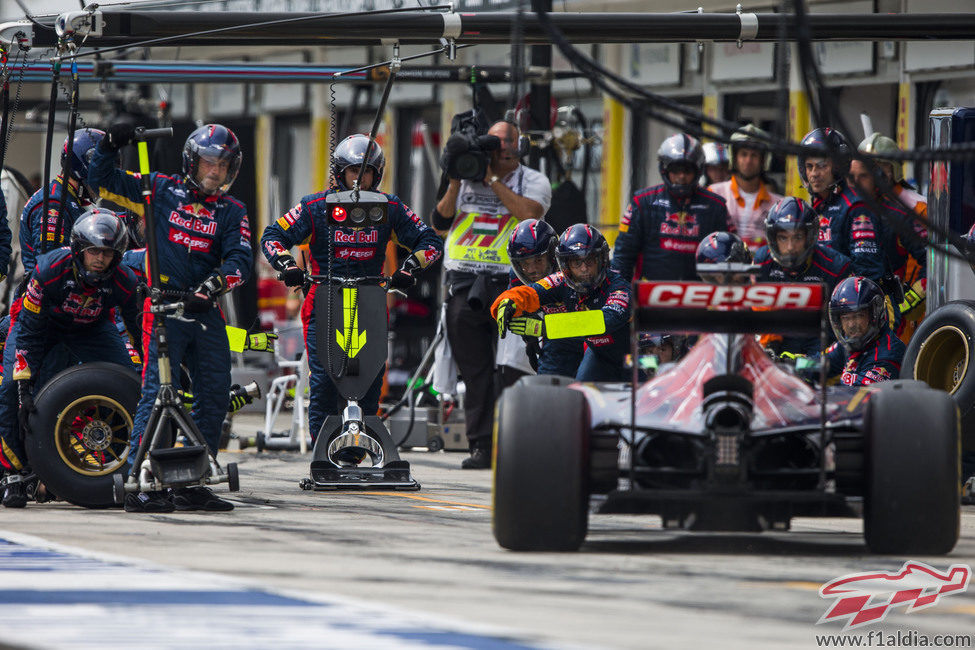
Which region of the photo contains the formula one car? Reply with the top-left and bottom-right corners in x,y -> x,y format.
492,280 -> 960,554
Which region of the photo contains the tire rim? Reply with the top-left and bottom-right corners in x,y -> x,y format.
913,325 -> 970,395
54,396 -> 132,477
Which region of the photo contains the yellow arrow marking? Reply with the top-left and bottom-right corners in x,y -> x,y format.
335,286 -> 367,357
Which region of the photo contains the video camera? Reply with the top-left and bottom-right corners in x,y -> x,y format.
441,108 -> 500,182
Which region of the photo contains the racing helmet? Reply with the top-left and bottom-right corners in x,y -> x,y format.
556,223 -> 610,294
695,231 -> 751,284
702,142 -> 730,167
764,196 -> 819,270
798,127 -> 852,190
332,134 -> 385,191
507,219 -> 557,285
658,133 -> 704,201
70,207 -> 129,285
61,128 -> 106,183
182,124 -> 242,196
858,132 -> 904,184
829,276 -> 887,353
730,123 -> 772,175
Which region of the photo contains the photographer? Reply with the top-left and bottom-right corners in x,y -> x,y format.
433,118 -> 551,470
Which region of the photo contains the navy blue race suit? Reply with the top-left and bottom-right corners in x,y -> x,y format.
0,248 -> 141,472
753,243 -> 851,356
611,184 -> 734,281
819,327 -> 906,387
810,185 -> 887,283
493,269 -> 632,382
88,146 -> 253,456
260,189 -> 442,442
0,185 -> 11,280
19,177 -> 89,278
507,271 -> 583,378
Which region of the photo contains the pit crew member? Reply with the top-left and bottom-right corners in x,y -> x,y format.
493,224 -> 631,382
90,123 -> 252,513
261,134 -> 442,446
612,133 -> 735,282
799,127 -> 888,284
0,210 -> 140,508
707,124 -> 782,249
505,219 -> 583,378
817,276 -> 905,387
753,197 -> 851,356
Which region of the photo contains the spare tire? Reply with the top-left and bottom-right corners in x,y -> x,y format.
25,362 -> 142,508
902,300 -> 975,449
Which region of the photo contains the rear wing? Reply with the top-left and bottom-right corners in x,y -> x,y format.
635,281 -> 826,336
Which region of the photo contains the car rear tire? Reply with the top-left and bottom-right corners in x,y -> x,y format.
492,384 -> 590,551
902,300 -> 975,449
26,362 -> 142,509
863,380 -> 959,555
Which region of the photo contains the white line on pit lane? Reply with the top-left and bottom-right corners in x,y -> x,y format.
0,531 -> 583,650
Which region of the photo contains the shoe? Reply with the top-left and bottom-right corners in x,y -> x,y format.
124,490 -> 175,513
963,476 -> 975,506
172,486 -> 234,512
2,482 -> 27,508
461,448 -> 491,470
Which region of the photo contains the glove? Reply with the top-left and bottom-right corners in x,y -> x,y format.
184,293 -> 213,314
17,381 -> 34,432
898,285 -> 925,318
229,384 -> 250,414
103,123 -> 136,151
184,273 -> 224,313
496,298 -> 516,339
388,256 -> 420,292
17,381 -> 34,414
245,332 -> 278,353
778,351 -> 805,364
508,315 -> 544,337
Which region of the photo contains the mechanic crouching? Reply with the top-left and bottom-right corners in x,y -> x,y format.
492,224 -> 631,382
260,134 -> 442,447
753,197 -> 851,358
0,210 -> 141,508
805,276 -> 905,387
506,219 -> 583,378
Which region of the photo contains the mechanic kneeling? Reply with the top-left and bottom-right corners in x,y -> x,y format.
805,276 -> 905,386
0,209 -> 141,508
492,224 -> 631,382
505,219 -> 583,378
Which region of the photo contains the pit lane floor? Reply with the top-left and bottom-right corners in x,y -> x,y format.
0,413 -> 973,650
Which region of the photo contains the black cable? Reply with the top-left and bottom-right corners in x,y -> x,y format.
54,5 -> 453,62
535,6 -> 975,267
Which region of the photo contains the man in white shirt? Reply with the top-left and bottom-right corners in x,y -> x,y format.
433,119 -> 552,469
708,124 -> 782,250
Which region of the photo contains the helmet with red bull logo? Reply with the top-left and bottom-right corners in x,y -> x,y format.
62,128 -> 106,184
182,124 -> 242,196
829,276 -> 887,353
556,224 -> 610,294
70,207 -> 129,285
507,219 -> 557,285
332,134 -> 385,191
